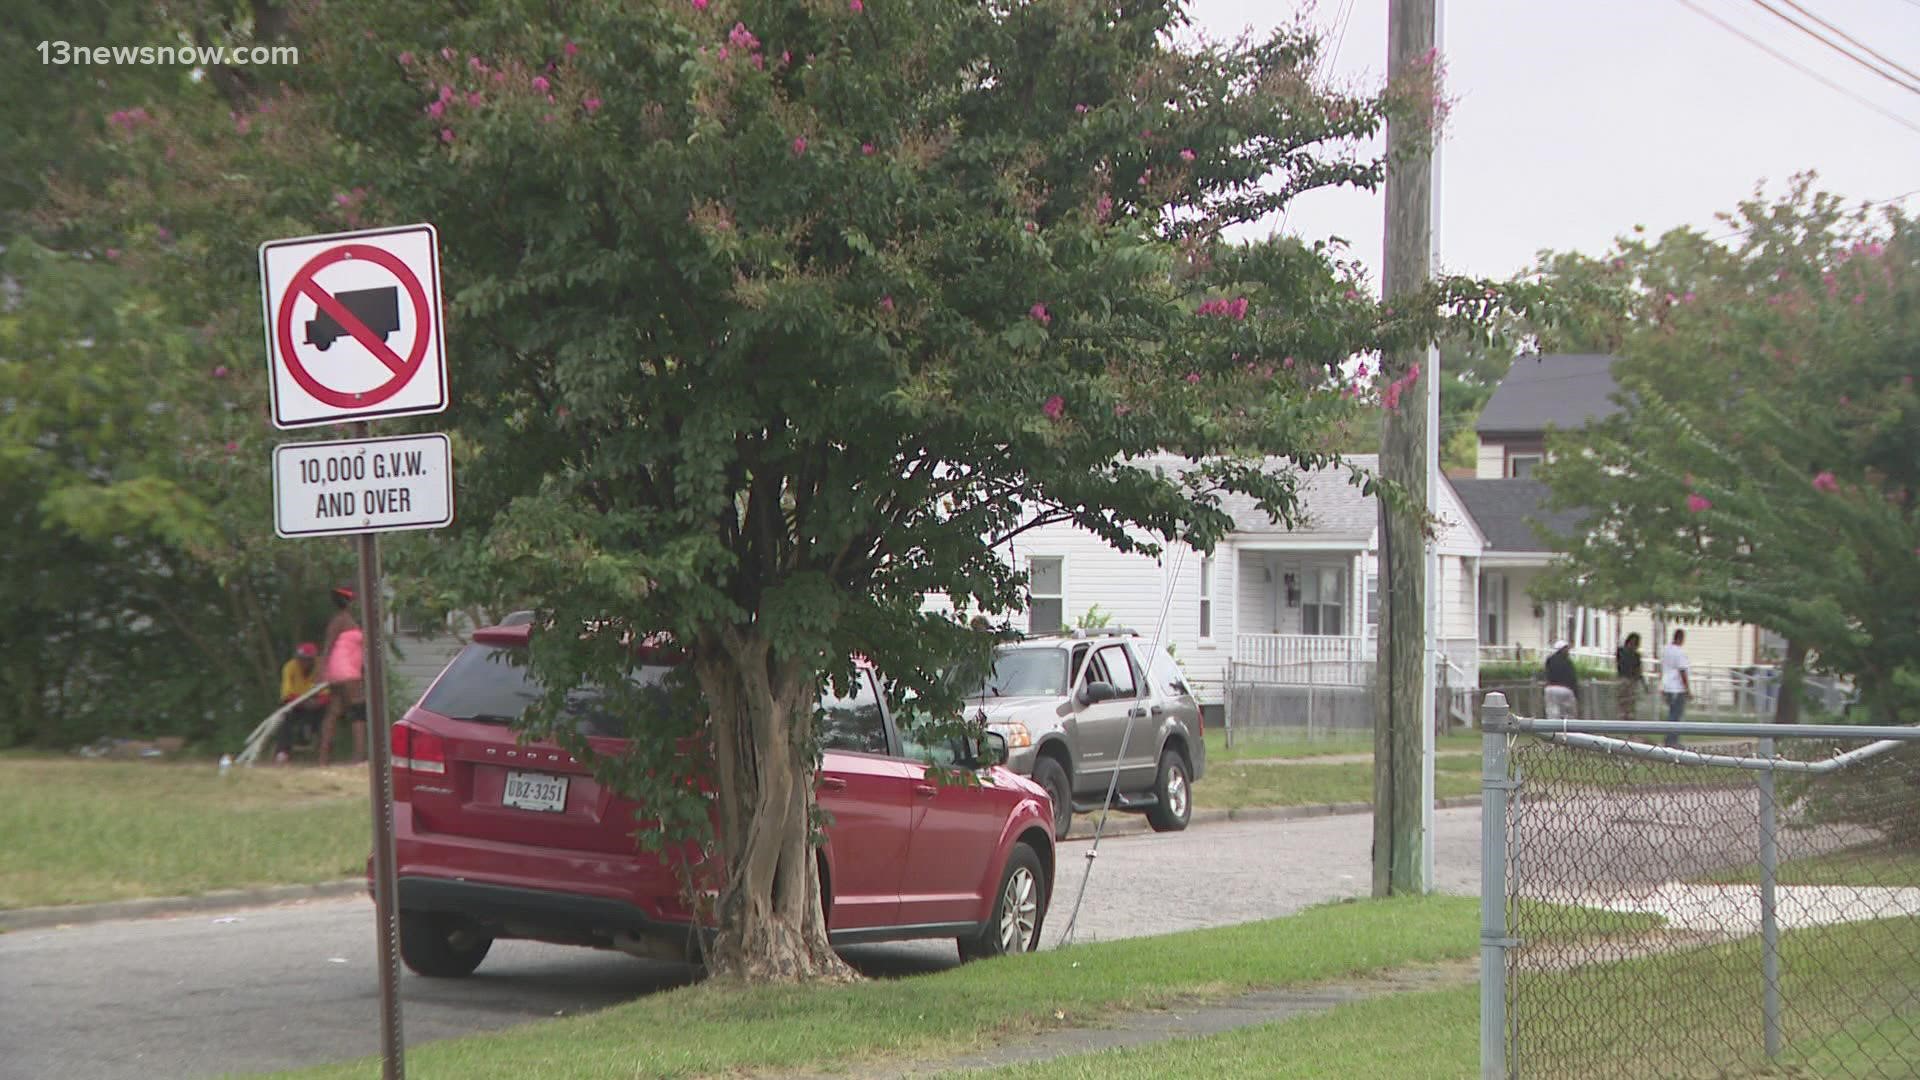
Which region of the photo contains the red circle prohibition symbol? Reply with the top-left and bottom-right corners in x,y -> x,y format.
275,244 -> 432,410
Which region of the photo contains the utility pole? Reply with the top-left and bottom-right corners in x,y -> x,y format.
1373,0 -> 1441,897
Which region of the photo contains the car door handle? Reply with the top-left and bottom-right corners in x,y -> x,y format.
1128,707 -> 1148,718
914,783 -> 938,799
1150,705 -> 1165,716
818,777 -> 848,792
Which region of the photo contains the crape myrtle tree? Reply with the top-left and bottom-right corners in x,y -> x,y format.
66,0 -> 1499,980
1533,180 -> 1920,727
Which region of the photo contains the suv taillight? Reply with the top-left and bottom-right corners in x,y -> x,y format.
391,721 -> 446,800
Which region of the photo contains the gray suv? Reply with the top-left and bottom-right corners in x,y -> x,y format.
966,630 -> 1206,838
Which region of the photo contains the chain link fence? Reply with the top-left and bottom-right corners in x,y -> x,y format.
1480,694 -> 1920,1078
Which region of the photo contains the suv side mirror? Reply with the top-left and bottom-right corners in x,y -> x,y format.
1076,681 -> 1119,707
978,731 -> 1009,767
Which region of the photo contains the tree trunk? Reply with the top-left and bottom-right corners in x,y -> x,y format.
694,625 -> 854,984
1773,639 -> 1807,725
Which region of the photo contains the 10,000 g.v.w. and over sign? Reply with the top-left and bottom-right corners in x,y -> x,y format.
273,432 -> 453,539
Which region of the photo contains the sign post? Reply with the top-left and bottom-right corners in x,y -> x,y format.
261,224 -> 453,1080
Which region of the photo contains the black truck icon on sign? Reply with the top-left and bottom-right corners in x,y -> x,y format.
305,287 -> 400,351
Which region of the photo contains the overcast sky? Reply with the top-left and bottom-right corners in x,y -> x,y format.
1187,0 -> 1920,285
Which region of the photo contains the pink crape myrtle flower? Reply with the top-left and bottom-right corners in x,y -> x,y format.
212,365 -> 230,379
693,0 -> 709,9
850,0 -> 865,11
1074,103 -> 1090,114
583,97 -> 602,115
1042,395 -> 1065,420
1812,471 -> 1840,493
729,23 -> 760,51
1179,148 -> 1195,162
1029,302 -> 1051,325
1184,372 -> 1201,385
861,142 -> 875,155
398,51 -> 414,66
1686,494 -> 1712,514
467,91 -> 484,107
791,135 -> 808,155
440,128 -> 455,143
532,75 -> 550,93
564,41 -> 580,58
426,100 -> 445,119
879,295 -> 895,312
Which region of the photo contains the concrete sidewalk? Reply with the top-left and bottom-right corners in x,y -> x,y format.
780,959 -> 1478,1078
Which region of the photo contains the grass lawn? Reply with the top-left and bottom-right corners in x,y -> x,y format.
0,755 -> 370,910
1197,755 -> 1480,812
267,896 -> 1482,1080
1692,846 -> 1920,888
1204,729 -> 1482,764
980,914 -> 1920,1079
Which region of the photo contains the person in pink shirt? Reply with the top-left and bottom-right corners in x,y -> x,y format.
319,587 -> 368,766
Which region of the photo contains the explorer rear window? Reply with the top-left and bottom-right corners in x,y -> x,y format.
418,645 -> 676,737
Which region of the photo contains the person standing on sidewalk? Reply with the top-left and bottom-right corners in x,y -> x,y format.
1615,633 -> 1646,722
1543,640 -> 1580,720
1660,629 -> 1692,748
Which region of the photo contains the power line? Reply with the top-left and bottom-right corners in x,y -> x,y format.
1673,0 -> 1920,136
1742,0 -> 1920,95
1772,0 -> 1920,85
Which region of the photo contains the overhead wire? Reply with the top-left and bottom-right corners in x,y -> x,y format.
1768,0 -> 1920,85
1740,0 -> 1920,94
1672,0 -> 1920,136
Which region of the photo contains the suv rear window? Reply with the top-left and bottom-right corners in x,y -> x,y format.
418,645 -> 676,738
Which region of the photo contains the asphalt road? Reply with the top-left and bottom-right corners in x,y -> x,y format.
0,807 -> 1484,1080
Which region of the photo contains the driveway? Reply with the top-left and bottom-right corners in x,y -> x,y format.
0,807 -> 1485,1080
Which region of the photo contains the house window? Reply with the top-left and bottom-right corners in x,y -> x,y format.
1301,567 -> 1346,636
1365,571 -> 1380,634
1508,453 -> 1542,479
1480,573 -> 1506,645
1198,556 -> 1214,642
1027,556 -> 1064,635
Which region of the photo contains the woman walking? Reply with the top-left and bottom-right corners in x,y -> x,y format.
1615,633 -> 1645,722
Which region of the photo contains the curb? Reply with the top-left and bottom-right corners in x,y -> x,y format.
3,798 -> 1488,928
1060,794 -> 1481,841
0,878 -> 367,933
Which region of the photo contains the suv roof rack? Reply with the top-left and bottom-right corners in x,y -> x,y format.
1020,626 -> 1140,641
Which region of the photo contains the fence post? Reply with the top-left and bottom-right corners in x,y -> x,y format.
1224,661 -> 1235,751
1481,691 -> 1513,1080
1758,734 -> 1782,1061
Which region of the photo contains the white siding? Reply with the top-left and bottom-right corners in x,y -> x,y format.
1236,551 -> 1277,636
1441,555 -> 1478,641
1006,521 -> 1232,704
1476,439 -> 1506,479
1617,610 -> 1758,671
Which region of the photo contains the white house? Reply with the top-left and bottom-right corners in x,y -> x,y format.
967,454 -> 1485,712
1470,353 -> 1774,669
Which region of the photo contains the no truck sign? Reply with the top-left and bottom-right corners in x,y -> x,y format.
272,433 -> 453,538
259,224 -> 448,429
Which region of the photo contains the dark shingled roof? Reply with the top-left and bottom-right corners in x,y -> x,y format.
1475,353 -> 1622,436
1450,479 -> 1587,553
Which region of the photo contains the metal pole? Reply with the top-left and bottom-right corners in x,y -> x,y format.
1480,691 -> 1512,1080
355,463 -> 405,1079
1758,735 -> 1782,1061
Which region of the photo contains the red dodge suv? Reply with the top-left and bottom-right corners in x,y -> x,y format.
384,621 -> 1056,976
